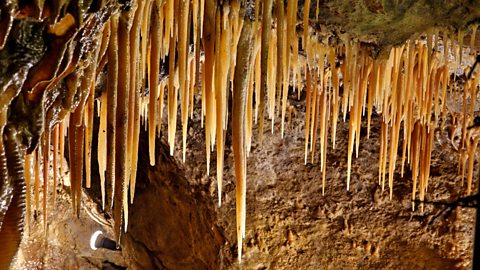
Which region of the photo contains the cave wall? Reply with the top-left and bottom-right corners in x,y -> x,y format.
168,95 -> 476,269
121,134 -> 226,270
312,0 -> 480,56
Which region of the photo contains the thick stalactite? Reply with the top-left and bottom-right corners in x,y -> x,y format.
0,126 -> 26,270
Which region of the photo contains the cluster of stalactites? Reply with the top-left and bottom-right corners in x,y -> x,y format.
299,27 -> 480,212
20,0 -> 480,264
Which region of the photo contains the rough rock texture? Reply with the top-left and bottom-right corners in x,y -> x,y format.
311,0 -> 480,56
14,101 -> 476,270
167,93 -> 475,269
121,134 -> 226,270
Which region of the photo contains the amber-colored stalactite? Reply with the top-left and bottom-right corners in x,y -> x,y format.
167,0 -> 179,158
24,154 -> 32,234
149,0 -> 161,166
33,148 -> 39,212
106,14 -> 118,231
129,0 -> 145,204
258,0 -> 273,143
58,120 -> 65,176
98,91 -> 108,210
115,7 -> 133,235
179,0 -> 190,162
52,125 -> 58,207
202,0 -> 216,175
232,17 -> 254,263
42,130 -> 49,228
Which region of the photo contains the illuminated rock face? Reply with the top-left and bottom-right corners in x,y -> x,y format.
166,83 -> 475,269
0,0 -> 479,269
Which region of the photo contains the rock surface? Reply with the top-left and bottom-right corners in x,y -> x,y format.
121,137 -> 225,270
311,0 -> 480,56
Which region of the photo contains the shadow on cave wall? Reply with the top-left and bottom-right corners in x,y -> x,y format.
84,123 -> 229,270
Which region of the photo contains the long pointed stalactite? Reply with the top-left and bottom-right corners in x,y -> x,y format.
106,12 -> 120,242
258,0 -> 273,143
149,0 -> 160,166
116,5 -> 134,236
0,0 -> 480,267
202,0 -> 216,178
232,13 -> 255,262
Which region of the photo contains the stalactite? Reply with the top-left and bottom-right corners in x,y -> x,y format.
310,68 -> 319,162
129,0 -> 146,203
214,6 -> 233,206
330,48 -> 340,149
167,0 -> 179,158
192,0 -> 200,95
258,0 -> 274,143
85,35 -> 103,191
106,13 -> 119,234
254,48 -> 261,124
41,128 -> 49,228
149,0 -> 161,166
58,120 -> 65,176
232,17 -> 254,263
268,29 -> 277,132
127,0 -> 143,206
179,0 -> 190,162
21,151 -> 30,237
279,0 -> 289,138
52,125 -> 58,207
68,107 -> 85,218
303,0 -> 311,50
98,91 -> 108,210
0,128 -> 26,270
467,137 -> 479,195
84,90 -> 94,189
305,67 -> 312,164
246,61 -> 254,155
202,0 -> 216,175
140,1 -> 153,91
34,148 -> 39,212
116,7 -> 134,235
